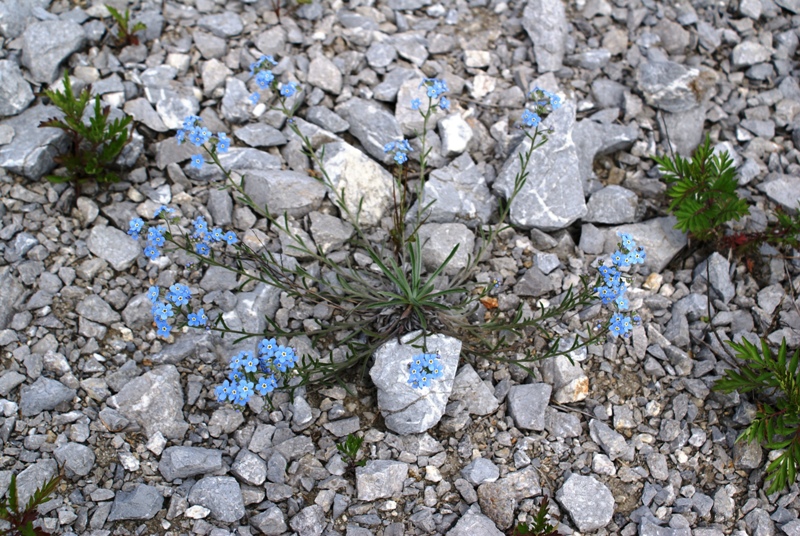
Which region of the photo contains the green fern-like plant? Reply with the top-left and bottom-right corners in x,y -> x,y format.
714,337 -> 800,494
106,5 -> 147,47
653,135 -> 750,242
0,473 -> 61,536
511,496 -> 558,536
336,433 -> 366,471
39,71 -> 132,187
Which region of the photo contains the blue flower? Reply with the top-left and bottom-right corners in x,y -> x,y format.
215,380 -> 231,402
243,354 -> 259,373
630,248 -> 646,264
167,284 -> 191,307
438,96 -> 450,110
176,129 -> 186,144
153,301 -> 174,321
521,109 -> 541,128
196,243 -> 210,255
147,227 -> 165,248
128,218 -> 144,238
259,338 -> 277,357
210,228 -> 225,242
143,245 -> 160,260
549,93 -> 562,109
230,352 -> 245,370
183,115 -> 202,130
187,311 -> 202,326
394,151 -> 408,165
280,82 -> 297,97
255,69 -> 275,89
224,231 -> 238,245
154,206 -> 174,217
235,380 -> 255,405
611,250 -> 630,267
383,141 -> 396,153
155,319 -> 172,338
147,286 -> 159,303
255,375 -> 278,396
216,133 -> 230,153
421,78 -> 448,99
249,92 -> 260,106
188,126 -> 211,147
273,346 -> 297,372
411,98 -> 421,110
614,294 -> 629,310
191,154 -> 204,169
227,383 -> 240,403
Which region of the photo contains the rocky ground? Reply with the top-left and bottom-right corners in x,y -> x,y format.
1,0 -> 800,534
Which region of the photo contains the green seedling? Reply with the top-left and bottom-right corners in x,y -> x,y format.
511,496 -> 558,536
106,5 -> 147,47
714,337 -> 800,494
336,433 -> 366,470
39,71 -> 132,189
0,473 -> 61,536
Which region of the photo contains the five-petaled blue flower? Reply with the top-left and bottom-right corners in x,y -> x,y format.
196,243 -> 209,255
280,82 -> 297,97
255,375 -> 277,396
216,133 -> 230,153
408,352 -> 444,389
249,92 -> 260,106
156,319 -> 172,338
521,109 -> 541,128
439,96 -> 450,110
224,231 -> 238,245
191,154 -> 204,169
187,308 -> 207,327
215,380 -> 232,402
143,245 -> 160,260
411,98 -> 421,110
147,286 -> 160,303
128,218 -> 144,238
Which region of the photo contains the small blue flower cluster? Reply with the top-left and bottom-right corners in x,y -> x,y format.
128,207 -> 175,260
595,232 -> 646,338
407,352 -> 444,389
248,55 -> 296,105
384,139 -> 412,165
520,87 -> 563,128
411,78 -> 450,112
191,215 -> 238,255
147,283 -> 206,339
215,338 -> 297,406
175,116 -> 229,169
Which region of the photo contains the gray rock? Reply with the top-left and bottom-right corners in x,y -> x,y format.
336,98 -> 403,164
233,123 -> 287,148
356,460 -> 408,501
21,20 -> 86,83
193,29 -> 226,59
556,474 -> 615,531
221,78 -> 253,124
712,486 -> 735,519
308,55 -> 343,95
599,217 -> 687,273
373,67 -> 417,102
242,169 -> 326,219
185,147 -> 281,182
207,188 -> 233,226
0,105 -> 70,179
391,32 -> 429,66
694,252 -> 735,304
0,60 -> 34,117
200,265 -> 238,292
366,42 -> 397,69
53,442 -> 95,478
590,419 -> 635,461
592,78 -> 627,109
124,98 -> 168,132
417,223 -> 475,276
493,101 -> 586,230
200,58 -> 232,95
108,484 -> 163,521
16,460 -> 57,507
87,225 -> 141,272
317,141 -> 394,226
323,416 -> 361,438
732,41 -> 773,67
251,506 -> 287,535
545,408 -> 583,438
761,174 -> 800,212
107,365 -> 188,439
158,446 -> 223,481
267,452 -> 287,483
370,331 -> 462,434
640,519 -> 692,536
522,0 -> 567,72
188,476 -> 245,523
290,504 -> 326,536
0,268 -> 24,330
306,106 -> 349,133
661,106 -> 707,157
197,12 -> 243,38
477,481 -> 516,529
507,383 -> 551,431
0,0 -> 44,40
566,49 -> 611,70
637,61 -> 717,113
733,438 -> 763,469
154,91 -> 199,131
309,212 -> 353,254
409,153 -> 497,228
446,508 -> 504,536
76,295 -> 121,325
573,119 -> 638,189
513,266 -> 559,297
20,376 -> 75,416
540,352 -> 589,404
0,371 -> 25,396
439,113 -> 474,157
232,449 -> 268,486
461,457 -> 499,485
584,185 -> 638,224
449,364 -> 499,416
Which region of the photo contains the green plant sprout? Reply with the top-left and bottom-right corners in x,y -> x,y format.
0,473 -> 61,536
39,71 -> 133,190
653,135 -> 750,243
714,336 -> 800,494
511,496 -> 558,536
105,5 -> 147,47
336,433 -> 366,470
